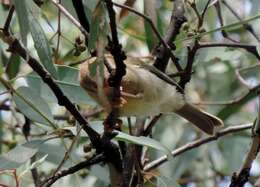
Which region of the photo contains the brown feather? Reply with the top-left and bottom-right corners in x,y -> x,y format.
175,104 -> 223,135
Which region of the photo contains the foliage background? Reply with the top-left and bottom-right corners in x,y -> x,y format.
0,0 -> 260,186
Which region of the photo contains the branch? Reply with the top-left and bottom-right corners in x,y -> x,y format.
143,123 -> 253,172
53,108 -> 103,121
198,42 -> 260,60
71,0 -> 90,33
153,0 -> 186,72
112,1 -> 179,71
142,114 -> 162,136
229,87 -> 260,187
217,84 -> 260,120
178,0 -> 213,89
50,0 -> 89,38
214,1 -> 239,42
3,5 -> 14,33
230,121 -> 260,186
1,26 -> 124,184
105,0 -> 126,88
40,154 -> 105,187
222,0 -> 260,42
178,41 -> 199,89
0,30 -> 101,150
193,91 -> 254,106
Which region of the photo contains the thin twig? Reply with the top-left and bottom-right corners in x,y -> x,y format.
143,114 -> 162,136
103,2 -> 125,186
144,123 -> 253,171
214,1 -> 239,43
201,0 -> 212,22
40,154 -> 105,187
55,0 -> 61,56
153,0 -> 186,72
50,0 -> 88,37
3,5 -> 14,33
52,127 -> 82,176
235,69 -> 253,90
112,1 -> 180,71
105,0 -> 126,88
230,96 -> 260,186
222,0 -> 260,42
71,0 -> 90,33
192,91 -> 251,106
198,42 -> 260,60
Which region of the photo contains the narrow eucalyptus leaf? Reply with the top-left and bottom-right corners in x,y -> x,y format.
27,11 -> 58,78
26,65 -> 96,106
143,0 -> 158,51
157,175 -> 181,187
6,54 -> 20,79
13,0 -> 29,45
115,131 -> 172,159
0,140 -> 43,170
13,86 -> 55,126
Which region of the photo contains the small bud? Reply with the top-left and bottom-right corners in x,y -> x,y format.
78,44 -> 86,52
75,36 -> 83,45
182,22 -> 189,31
83,144 -> 92,153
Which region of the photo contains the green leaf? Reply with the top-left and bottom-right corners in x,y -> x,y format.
6,54 -> 21,79
88,59 -> 99,77
82,0 -> 99,21
171,149 -> 198,179
143,0 -> 158,51
156,175 -> 180,187
37,143 -> 81,166
19,155 -> 48,178
257,44 -> 260,56
88,58 -> 104,79
27,10 -> 58,78
90,165 -> 110,183
26,65 -> 95,105
217,91 -> 256,120
13,86 -> 55,127
175,13 -> 260,43
13,0 -> 29,45
239,65 -> 260,87
0,140 -> 43,170
63,121 -> 104,137
218,136 -> 249,173
115,131 -> 172,159
88,2 -> 108,50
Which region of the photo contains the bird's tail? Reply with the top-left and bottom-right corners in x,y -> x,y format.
175,104 -> 223,135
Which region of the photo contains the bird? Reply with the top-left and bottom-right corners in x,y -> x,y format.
79,55 -> 223,135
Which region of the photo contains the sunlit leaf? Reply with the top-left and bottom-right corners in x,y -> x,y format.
115,131 -> 172,159
19,155 -> 48,178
